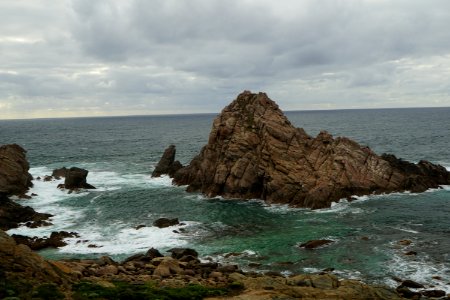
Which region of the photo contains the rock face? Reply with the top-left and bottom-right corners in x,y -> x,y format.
166,91 -> 450,209
0,144 -> 33,196
64,167 -> 95,189
151,145 -> 183,177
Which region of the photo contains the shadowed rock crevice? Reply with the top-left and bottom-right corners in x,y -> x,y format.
157,91 -> 449,209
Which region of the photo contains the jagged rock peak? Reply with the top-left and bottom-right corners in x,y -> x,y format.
162,91 -> 450,209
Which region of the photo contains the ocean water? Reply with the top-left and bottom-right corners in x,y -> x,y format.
1,107 -> 450,292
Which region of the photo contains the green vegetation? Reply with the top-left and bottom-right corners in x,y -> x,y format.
33,283 -> 65,300
72,281 -> 229,300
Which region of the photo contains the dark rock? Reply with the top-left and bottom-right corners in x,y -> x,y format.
25,220 -> 52,228
0,193 -> 52,230
12,231 -> 78,250
151,145 -> 183,178
135,224 -> 146,230
64,167 -> 96,190
153,217 -> 179,228
404,251 -> 417,256
399,239 -> 413,246
421,289 -> 446,298
168,248 -> 198,259
122,248 -> 163,264
0,144 -> 33,195
52,167 -> 68,178
88,244 -> 100,248
146,247 -> 163,259
401,279 -> 425,289
299,239 -> 334,249
217,264 -> 239,273
396,286 -> 422,299
43,175 -> 53,182
157,91 -> 450,209
95,256 -> 117,266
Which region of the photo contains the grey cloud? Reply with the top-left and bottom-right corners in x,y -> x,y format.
1,0 -> 450,119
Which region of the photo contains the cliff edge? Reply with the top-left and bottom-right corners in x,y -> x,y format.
157,91 -> 449,209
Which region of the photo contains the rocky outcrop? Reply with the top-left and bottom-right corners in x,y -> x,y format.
151,145 -> 183,177
12,231 -> 78,250
0,144 -> 33,196
162,91 -> 450,209
63,167 -> 95,190
0,193 -> 52,231
0,229 -> 408,299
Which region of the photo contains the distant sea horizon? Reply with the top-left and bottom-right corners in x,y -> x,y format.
1,105 -> 449,121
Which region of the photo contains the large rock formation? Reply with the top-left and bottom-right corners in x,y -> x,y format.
164,91 -> 450,209
0,144 -> 33,196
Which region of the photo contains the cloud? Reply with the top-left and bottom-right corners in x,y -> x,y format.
1,0 -> 450,119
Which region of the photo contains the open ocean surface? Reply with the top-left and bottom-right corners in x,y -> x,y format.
2,107 -> 450,292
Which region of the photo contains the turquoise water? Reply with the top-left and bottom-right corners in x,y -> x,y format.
1,107 -> 449,291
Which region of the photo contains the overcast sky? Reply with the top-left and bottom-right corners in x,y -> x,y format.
1,0 -> 450,119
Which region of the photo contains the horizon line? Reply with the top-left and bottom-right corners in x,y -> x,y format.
1,105 -> 449,121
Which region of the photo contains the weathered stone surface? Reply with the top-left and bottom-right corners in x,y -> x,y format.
0,193 -> 52,230
152,145 -> 183,177
0,144 -> 33,196
163,91 -> 450,209
64,167 -> 96,190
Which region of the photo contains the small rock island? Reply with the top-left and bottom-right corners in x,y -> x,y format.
154,91 -> 450,209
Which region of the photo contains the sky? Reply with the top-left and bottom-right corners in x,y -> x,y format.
1,0 -> 450,119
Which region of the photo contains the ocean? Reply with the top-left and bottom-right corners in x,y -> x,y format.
1,107 -> 450,292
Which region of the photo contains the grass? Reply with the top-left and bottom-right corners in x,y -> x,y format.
72,281 -> 229,300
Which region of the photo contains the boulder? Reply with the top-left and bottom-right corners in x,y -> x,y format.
154,91 -> 450,209
153,217 -> 179,228
0,144 -> 33,196
64,167 -> 95,189
299,239 -> 334,249
0,193 -> 52,231
168,248 -> 199,259
151,145 -> 183,177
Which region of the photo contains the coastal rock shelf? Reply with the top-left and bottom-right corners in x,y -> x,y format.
155,91 -> 450,209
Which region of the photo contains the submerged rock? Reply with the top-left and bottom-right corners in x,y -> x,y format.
155,91 -> 450,209
299,239 -> 334,249
0,144 -> 33,196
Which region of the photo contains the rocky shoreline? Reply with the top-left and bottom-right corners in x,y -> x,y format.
1,228 -> 424,299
